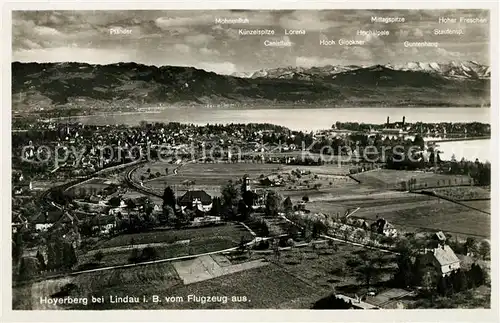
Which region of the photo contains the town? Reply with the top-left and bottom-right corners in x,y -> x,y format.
12,117 -> 491,310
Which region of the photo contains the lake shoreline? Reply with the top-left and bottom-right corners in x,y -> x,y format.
49,107 -> 490,131
42,105 -> 491,120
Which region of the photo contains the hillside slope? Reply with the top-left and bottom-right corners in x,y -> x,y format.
12,62 -> 490,112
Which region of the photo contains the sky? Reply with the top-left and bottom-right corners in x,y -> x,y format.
12,9 -> 490,75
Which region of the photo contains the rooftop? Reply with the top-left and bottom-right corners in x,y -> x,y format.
335,294 -> 379,310
179,190 -> 212,205
433,244 -> 460,266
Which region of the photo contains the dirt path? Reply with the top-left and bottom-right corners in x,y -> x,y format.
173,255 -> 269,285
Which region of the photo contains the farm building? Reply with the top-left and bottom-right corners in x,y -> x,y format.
179,190 -> 212,212
91,214 -> 117,234
370,218 -> 397,238
260,175 -> 283,187
335,294 -> 379,309
32,210 -> 63,231
418,232 -> 461,277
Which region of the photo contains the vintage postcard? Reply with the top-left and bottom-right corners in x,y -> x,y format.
3,1 -> 498,322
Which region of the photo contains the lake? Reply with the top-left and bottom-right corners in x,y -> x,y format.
436,139 -> 491,163
71,106 -> 491,162
71,107 -> 490,131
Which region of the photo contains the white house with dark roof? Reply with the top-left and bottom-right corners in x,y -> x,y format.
431,244 -> 461,276
418,231 -> 461,277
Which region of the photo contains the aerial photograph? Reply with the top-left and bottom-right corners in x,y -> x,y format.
11,9 -> 491,310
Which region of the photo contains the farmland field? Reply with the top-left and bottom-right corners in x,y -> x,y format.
431,186 -> 491,201
136,162 -> 284,196
76,224 -> 254,268
299,190 -> 490,239
78,236 -> 243,268
97,223 -> 252,249
66,177 -> 115,196
32,261 -> 325,310
79,263 -> 323,309
273,243 -> 397,291
304,191 -> 430,216
43,263 -> 183,310
353,169 -> 472,190
461,200 -> 491,213
134,162 -> 283,183
282,164 -> 353,176
160,263 -> 324,309
13,241 -> 396,310
351,197 -> 490,238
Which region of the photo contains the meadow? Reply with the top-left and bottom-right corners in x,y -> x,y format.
353,169 -> 472,190
76,224 -> 254,269
351,198 -> 490,238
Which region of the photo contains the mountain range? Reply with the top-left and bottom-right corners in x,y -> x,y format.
231,61 -> 491,80
12,61 -> 490,113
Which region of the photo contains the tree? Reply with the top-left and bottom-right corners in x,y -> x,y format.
237,199 -> 249,221
221,181 -> 240,219
421,270 -> 436,296
165,167 -> 169,175
141,246 -> 158,261
452,270 -> 468,293
302,195 -> 309,203
12,230 -> 24,265
237,236 -> 248,256
108,196 -> 121,207
478,240 -> 490,260
175,209 -> 192,228
468,263 -> 486,287
312,219 -> 328,239
285,222 -> 300,240
62,243 -> 77,269
93,251 -> 104,263
436,275 -> 453,297
125,198 -> 137,210
393,250 -> 414,288
312,294 -> 355,309
162,186 -> 176,209
283,197 -> 293,215
265,191 -> 282,217
242,190 -> 255,208
211,197 -> 222,217
46,241 -> 61,270
36,250 -> 46,271
463,237 -> 477,255
353,229 -> 366,242
413,134 -> 425,149
18,257 -> 40,281
342,227 -> 351,241
273,240 -> 281,261
159,205 -> 173,225
328,238 -> 339,251
129,248 -> 140,263
347,250 -> 384,289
